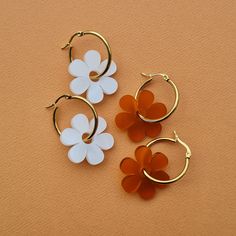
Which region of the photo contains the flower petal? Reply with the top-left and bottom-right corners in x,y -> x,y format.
68,59 -> 89,77
68,142 -> 87,163
145,122 -> 162,138
87,83 -> 104,104
115,112 -> 137,130
69,77 -> 90,95
146,102 -> 167,119
119,95 -> 137,113
137,179 -> 156,200
60,128 -> 82,146
151,170 -> 170,189
121,175 -> 141,193
93,133 -> 114,150
84,50 -> 101,71
127,122 -> 146,142
135,145 -> 152,168
120,158 -> 139,175
98,60 -> 117,76
71,114 -> 90,135
90,116 -> 107,135
99,76 -> 118,95
151,152 -> 168,171
137,90 -> 154,115
86,144 -> 104,165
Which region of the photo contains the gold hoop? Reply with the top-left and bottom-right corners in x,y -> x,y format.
143,131 -> 191,184
134,73 -> 179,123
46,95 -> 98,142
61,31 -> 112,79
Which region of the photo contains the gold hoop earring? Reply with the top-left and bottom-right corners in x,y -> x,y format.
62,31 -> 118,105
61,31 -> 112,79
46,94 -> 114,165
46,94 -> 98,142
135,73 -> 179,123
115,72 -> 179,142
120,131 -> 191,200
143,131 -> 191,184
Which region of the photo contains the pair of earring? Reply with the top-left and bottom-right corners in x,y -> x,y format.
115,73 -> 191,200
47,30 -> 191,201
47,31 -> 117,165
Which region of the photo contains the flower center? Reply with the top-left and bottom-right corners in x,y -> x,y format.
89,71 -> 100,82
82,133 -> 92,144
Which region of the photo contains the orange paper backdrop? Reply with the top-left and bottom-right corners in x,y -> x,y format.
0,1 -> 235,235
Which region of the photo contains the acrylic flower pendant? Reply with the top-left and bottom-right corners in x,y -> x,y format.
60,114 -> 114,165
115,90 -> 167,142
68,50 -> 118,104
120,146 -> 169,200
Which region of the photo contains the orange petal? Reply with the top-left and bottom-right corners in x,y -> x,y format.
145,122 -> 162,138
137,179 -> 156,200
119,95 -> 137,113
137,90 -> 154,115
127,122 -> 146,142
135,145 -> 152,168
151,170 -> 170,189
151,152 -> 168,171
121,175 -> 141,193
120,158 -> 139,175
146,102 -> 167,119
115,112 -> 137,130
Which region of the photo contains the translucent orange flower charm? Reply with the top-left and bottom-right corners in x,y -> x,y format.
115,90 -> 167,142
120,146 -> 170,200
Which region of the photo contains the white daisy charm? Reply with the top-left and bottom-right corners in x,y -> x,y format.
60,114 -> 114,165
68,50 -> 118,104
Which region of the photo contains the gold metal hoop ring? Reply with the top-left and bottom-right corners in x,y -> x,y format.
61,31 -> 112,79
143,131 -> 191,184
46,95 -> 98,142
134,73 -> 179,123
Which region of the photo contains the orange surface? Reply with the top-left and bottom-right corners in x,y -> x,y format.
0,1 -> 236,235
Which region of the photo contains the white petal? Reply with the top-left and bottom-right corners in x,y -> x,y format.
70,77 -> 90,95
98,60 -> 117,76
68,142 -> 87,163
68,59 -> 89,77
99,76 -> 118,95
90,116 -> 107,135
60,128 -> 81,146
71,114 -> 90,134
84,50 -> 101,71
86,144 -> 104,165
87,83 -> 104,104
93,133 -> 114,150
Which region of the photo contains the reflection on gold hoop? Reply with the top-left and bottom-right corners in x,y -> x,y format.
61,31 -> 112,79
46,94 -> 98,142
135,73 -> 179,123
143,131 -> 191,184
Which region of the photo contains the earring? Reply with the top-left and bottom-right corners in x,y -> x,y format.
120,131 -> 191,200
62,31 -> 118,104
115,73 -> 179,142
46,95 -> 114,165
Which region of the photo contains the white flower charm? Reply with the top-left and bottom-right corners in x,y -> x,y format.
68,50 -> 118,104
60,114 -> 114,165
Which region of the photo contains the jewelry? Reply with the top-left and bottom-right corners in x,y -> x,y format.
62,31 -> 118,104
47,95 -> 114,165
120,131 -> 191,200
115,73 -> 179,142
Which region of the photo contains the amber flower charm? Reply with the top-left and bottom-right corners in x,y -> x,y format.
120,146 -> 170,200
115,90 -> 167,142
